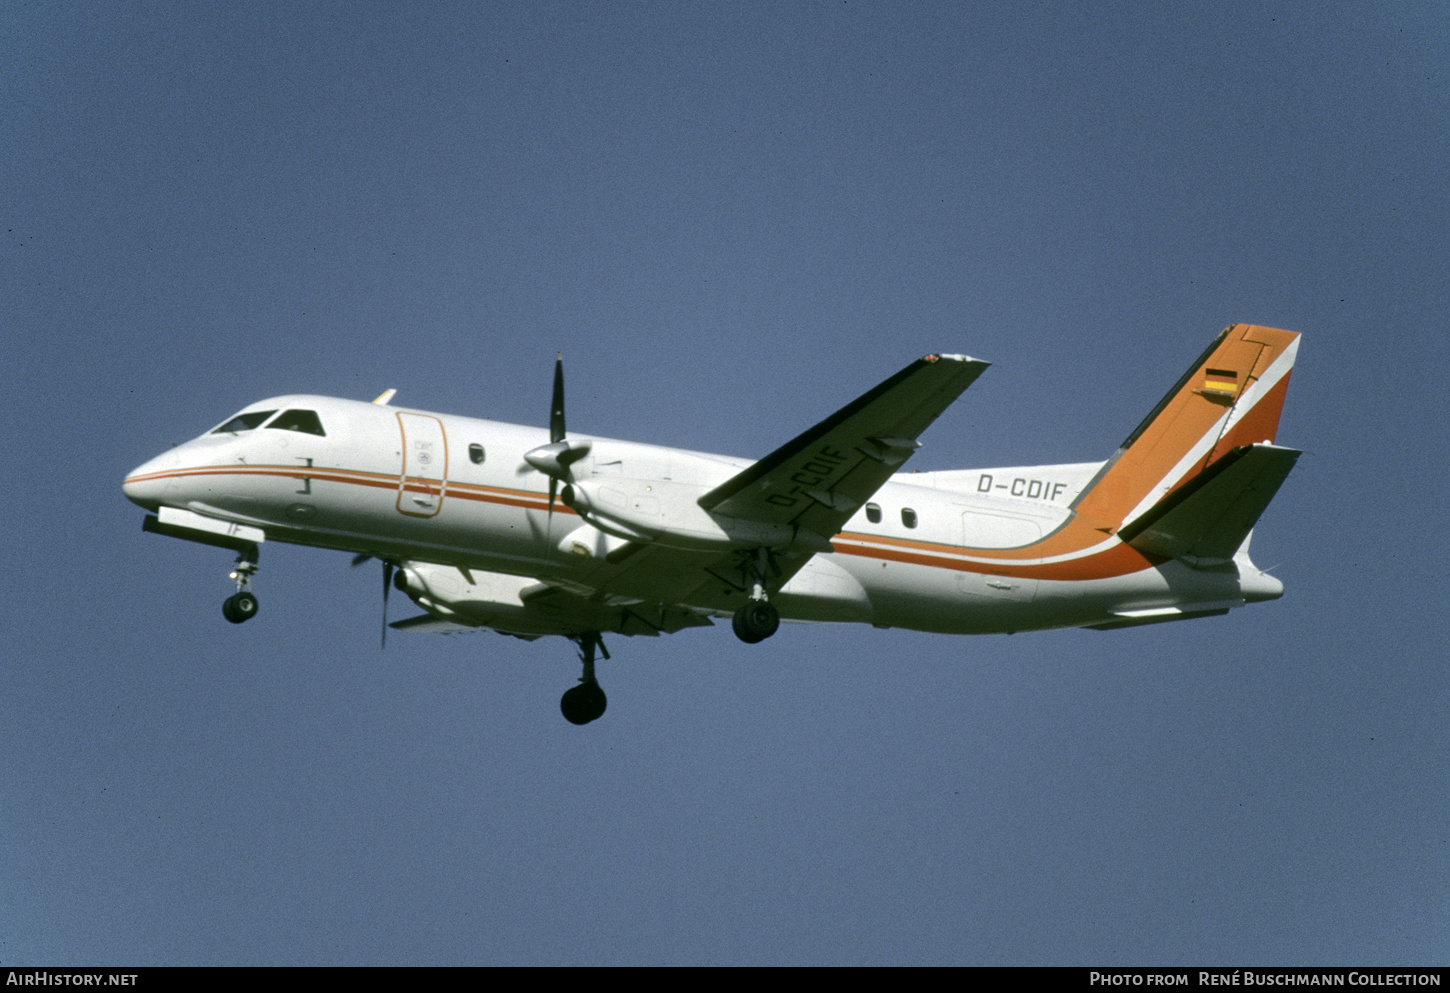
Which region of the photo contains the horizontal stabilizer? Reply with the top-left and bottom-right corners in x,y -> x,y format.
1086,604 -> 1236,630
1117,443 -> 1301,561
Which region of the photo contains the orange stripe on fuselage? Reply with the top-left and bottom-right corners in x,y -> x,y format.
831,532 -> 1163,581
123,464 -> 575,515
134,463 -> 1158,583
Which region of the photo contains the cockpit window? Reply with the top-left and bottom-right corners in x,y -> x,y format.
267,409 -> 326,436
212,410 -> 277,434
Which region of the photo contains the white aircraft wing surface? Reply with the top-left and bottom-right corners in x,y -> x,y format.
697,353 -> 990,541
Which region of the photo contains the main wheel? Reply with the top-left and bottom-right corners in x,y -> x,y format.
560,682 -> 607,725
732,600 -> 780,644
223,591 -> 259,624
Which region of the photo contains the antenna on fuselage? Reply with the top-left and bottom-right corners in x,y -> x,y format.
372,389 -> 397,406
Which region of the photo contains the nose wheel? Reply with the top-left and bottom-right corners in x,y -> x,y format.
223,591 -> 258,623
222,547 -> 260,624
561,633 -> 609,725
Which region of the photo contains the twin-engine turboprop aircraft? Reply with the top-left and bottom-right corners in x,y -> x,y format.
124,324 -> 1302,724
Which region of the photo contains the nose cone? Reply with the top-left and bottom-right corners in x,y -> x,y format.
123,450 -> 180,511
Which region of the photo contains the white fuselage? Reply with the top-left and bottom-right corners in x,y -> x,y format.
124,393 -> 1275,638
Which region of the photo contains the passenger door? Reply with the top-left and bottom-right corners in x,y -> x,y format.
396,412 -> 448,517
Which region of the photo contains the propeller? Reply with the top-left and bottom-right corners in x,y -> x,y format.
523,353 -> 590,519
351,553 -> 395,649
550,353 -> 566,445
548,354 -> 566,517
381,560 -> 394,649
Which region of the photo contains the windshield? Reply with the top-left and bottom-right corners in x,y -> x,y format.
212,410 -> 277,434
267,409 -> 326,436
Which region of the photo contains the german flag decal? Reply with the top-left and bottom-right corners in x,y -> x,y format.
1203,368 -> 1238,395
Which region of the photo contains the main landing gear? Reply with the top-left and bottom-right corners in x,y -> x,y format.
730,547 -> 780,644
222,547 -> 260,624
560,633 -> 609,725
732,599 -> 779,643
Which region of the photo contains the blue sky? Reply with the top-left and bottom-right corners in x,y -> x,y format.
3,0 -> 1447,965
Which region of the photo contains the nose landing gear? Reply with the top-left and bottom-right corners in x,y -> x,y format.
222,547 -> 260,624
222,590 -> 258,623
560,633 -> 609,725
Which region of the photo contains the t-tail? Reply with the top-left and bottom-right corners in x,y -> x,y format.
1074,324 -> 1301,567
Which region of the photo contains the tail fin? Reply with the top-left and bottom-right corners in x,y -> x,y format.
1072,324 -> 1301,535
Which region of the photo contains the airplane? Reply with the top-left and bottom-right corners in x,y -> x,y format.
123,324 -> 1302,725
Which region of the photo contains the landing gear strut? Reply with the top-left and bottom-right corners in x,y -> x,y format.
560,633 -> 609,725
222,546 -> 260,624
731,547 -> 780,644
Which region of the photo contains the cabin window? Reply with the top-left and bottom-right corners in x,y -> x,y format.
267,409 -> 326,436
865,503 -> 882,524
469,443 -> 485,465
901,508 -> 918,529
212,410 -> 276,434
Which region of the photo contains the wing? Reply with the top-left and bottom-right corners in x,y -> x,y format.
598,352 -> 989,606
388,558 -> 718,640
697,353 -> 990,543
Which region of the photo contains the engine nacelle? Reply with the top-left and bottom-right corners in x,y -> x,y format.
394,563 -> 597,635
393,561 -> 711,637
561,479 -> 831,553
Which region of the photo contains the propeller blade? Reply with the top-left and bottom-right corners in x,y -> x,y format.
351,552 -> 373,567
548,478 -> 558,521
550,353 -> 566,444
381,561 -> 394,650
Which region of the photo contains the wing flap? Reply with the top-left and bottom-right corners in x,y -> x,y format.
1117,443 -> 1301,561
